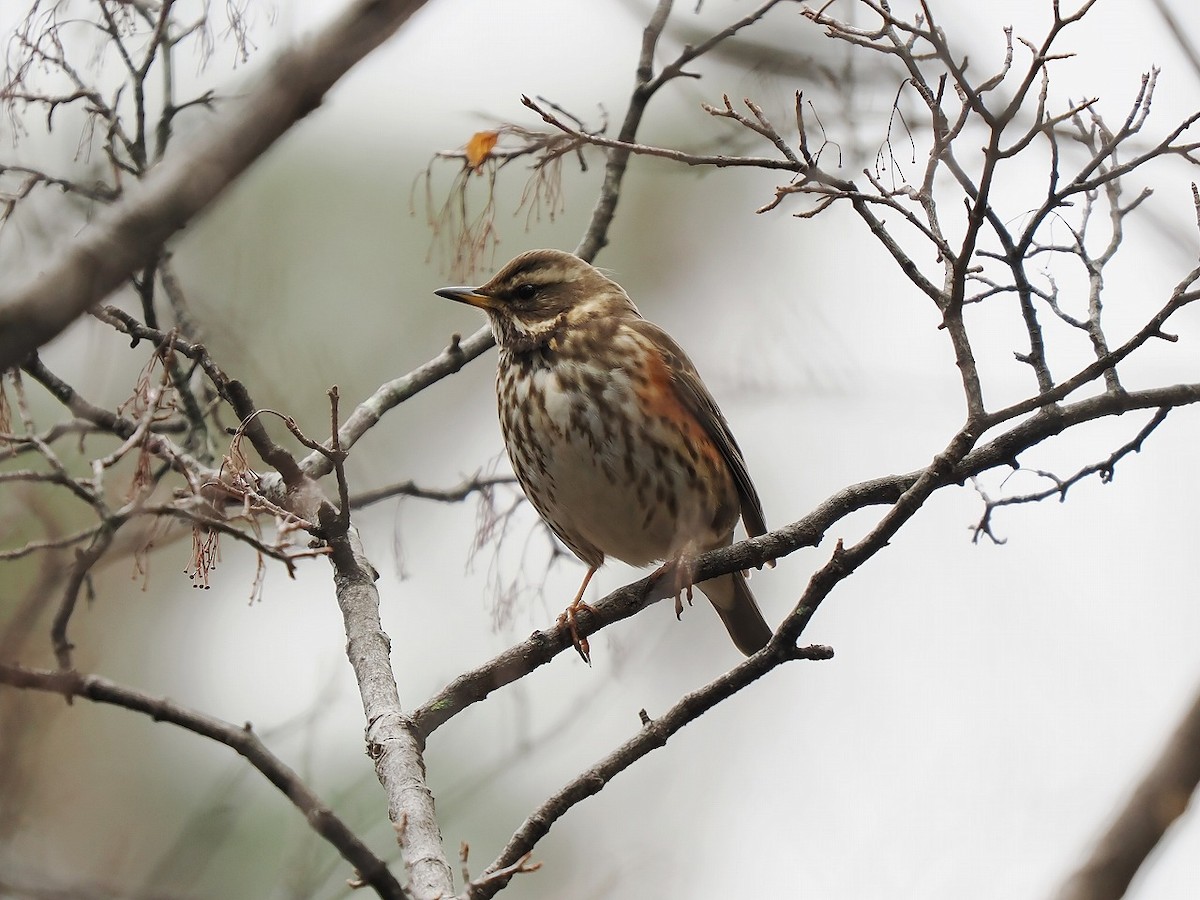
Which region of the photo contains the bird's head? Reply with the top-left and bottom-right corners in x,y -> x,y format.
435,249 -> 640,351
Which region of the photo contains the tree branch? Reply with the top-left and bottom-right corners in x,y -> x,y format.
0,0 -> 434,371
464,641 -> 832,899
298,328 -> 496,481
413,380 -> 1200,739
1053,681 -> 1200,900
223,382 -> 455,899
0,663 -> 407,900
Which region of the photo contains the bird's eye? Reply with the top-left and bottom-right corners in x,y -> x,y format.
514,283 -> 538,301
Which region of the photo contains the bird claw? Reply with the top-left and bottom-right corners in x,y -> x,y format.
557,565 -> 598,664
673,584 -> 695,620
651,558 -> 697,621
557,599 -> 594,664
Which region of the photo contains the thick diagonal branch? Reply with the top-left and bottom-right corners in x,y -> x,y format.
413,381 -> 1200,739
1053,682 -> 1200,900
0,0 -> 432,371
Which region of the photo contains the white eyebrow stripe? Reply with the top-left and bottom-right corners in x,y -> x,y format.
520,264 -> 573,284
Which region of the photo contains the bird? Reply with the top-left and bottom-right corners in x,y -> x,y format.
435,249 -> 772,660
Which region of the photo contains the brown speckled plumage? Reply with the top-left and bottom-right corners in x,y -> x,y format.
436,249 -> 772,656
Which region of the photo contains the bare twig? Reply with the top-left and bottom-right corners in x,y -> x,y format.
350,474 -> 519,510
298,329 -> 496,481
574,0 -> 795,261
971,408 -> 1171,543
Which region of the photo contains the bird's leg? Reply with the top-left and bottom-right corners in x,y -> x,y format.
557,565 -> 598,663
650,556 -> 698,620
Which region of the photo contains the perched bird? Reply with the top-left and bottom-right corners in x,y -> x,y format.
436,249 -> 772,658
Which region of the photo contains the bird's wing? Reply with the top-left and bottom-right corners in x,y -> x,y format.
627,319 -> 767,537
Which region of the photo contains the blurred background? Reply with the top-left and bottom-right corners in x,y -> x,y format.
2,1 -> 1199,898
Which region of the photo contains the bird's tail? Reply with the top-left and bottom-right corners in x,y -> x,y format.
699,571 -> 773,656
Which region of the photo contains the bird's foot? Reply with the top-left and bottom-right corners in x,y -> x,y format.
557,597 -> 595,664
650,557 -> 698,621
558,565 -> 599,664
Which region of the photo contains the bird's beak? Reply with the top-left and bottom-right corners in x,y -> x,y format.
435,286 -> 498,311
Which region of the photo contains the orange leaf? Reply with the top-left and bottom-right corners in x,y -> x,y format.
465,130 -> 499,173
